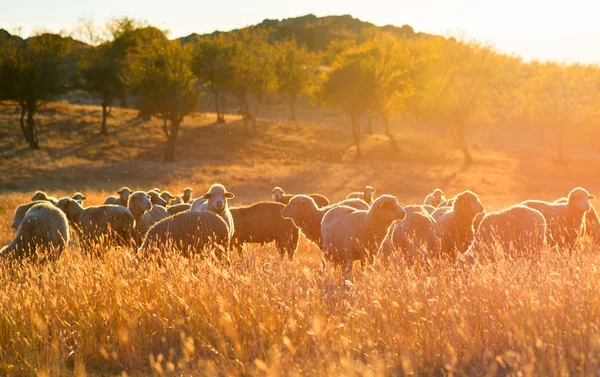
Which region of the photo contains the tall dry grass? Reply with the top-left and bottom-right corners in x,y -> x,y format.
2,217 -> 600,376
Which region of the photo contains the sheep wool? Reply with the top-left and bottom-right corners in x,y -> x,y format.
464,205 -> 546,262
321,195 -> 406,276
230,201 -> 299,259
139,210 -> 230,259
1,202 -> 69,262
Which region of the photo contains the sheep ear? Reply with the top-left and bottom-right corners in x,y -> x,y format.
203,193 -> 212,199
271,189 -> 275,193
589,195 -> 596,200
225,192 -> 235,199
82,196 -> 87,200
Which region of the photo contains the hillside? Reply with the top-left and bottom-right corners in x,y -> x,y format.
179,14 -> 428,50
1,99 -> 600,210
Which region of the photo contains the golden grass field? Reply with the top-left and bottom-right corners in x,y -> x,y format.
2,99 -> 600,376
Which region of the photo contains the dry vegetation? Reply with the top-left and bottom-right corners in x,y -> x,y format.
2,101 -> 600,376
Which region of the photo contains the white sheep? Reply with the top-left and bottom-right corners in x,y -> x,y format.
55,197 -> 136,252
271,186 -> 330,208
432,190 -> 485,259
170,188 -> 193,205
31,191 -> 58,205
104,187 -> 132,207
127,191 -> 168,241
424,189 -> 446,208
464,205 -> 546,262
1,202 -> 69,262
12,201 -> 46,229
522,187 -> 595,251
281,195 -> 369,248
346,186 -> 375,205
380,205 -> 441,265
321,195 -> 406,276
72,192 -> 86,205
191,184 -> 235,240
139,210 -> 230,260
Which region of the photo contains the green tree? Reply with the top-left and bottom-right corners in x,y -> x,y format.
126,37 -> 198,161
412,38 -> 501,164
75,41 -> 125,135
320,59 -> 377,157
192,34 -> 234,123
228,28 -> 278,134
275,38 -> 319,121
0,33 -> 70,149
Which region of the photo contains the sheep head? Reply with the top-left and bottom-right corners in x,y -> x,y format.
271,187 -> 285,201
128,191 -> 152,218
31,191 -> 50,201
568,187 -> 595,212
147,191 -> 168,207
56,197 -> 83,222
117,187 -> 132,202
369,195 -> 406,223
364,186 -> 375,202
203,184 -> 234,213
281,195 -> 317,220
454,191 -> 484,218
72,192 -> 86,204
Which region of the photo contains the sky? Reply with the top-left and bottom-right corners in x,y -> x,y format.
2,0 -> 600,63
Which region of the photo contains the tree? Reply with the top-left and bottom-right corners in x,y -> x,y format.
75,42 -> 125,135
320,59 -> 377,157
0,33 -> 70,149
192,34 -> 234,123
522,62 -> 598,162
126,36 -> 198,161
274,38 -> 319,120
411,38 -> 501,164
228,28 -> 278,134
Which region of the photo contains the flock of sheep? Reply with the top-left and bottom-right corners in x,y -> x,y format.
1,184 -> 598,276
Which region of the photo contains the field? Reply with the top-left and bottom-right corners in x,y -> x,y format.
2,99 -> 600,376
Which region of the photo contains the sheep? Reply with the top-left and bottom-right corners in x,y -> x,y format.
31,190 -> 58,205
72,192 -> 86,205
160,191 -> 176,205
147,191 -> 168,207
424,189 -> 446,208
321,195 -> 406,276
522,187 -> 595,251
139,210 -> 230,260
167,203 -> 191,216
1,202 -> 69,263
464,205 -> 546,262
127,191 -> 168,240
432,190 -> 485,259
555,197 -> 600,245
281,195 -> 369,248
55,198 -> 136,251
104,187 -> 132,207
230,202 -> 299,259
271,186 -> 330,208
170,188 -> 193,205
12,201 -> 46,229
380,205 -> 442,265
190,184 -> 235,240
346,186 -> 375,205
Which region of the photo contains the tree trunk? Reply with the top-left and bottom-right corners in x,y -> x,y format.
289,92 -> 297,121
19,106 -> 26,142
453,123 -> 472,164
382,114 -> 399,151
164,118 -> 181,162
351,114 -> 361,158
253,96 -> 263,134
218,96 -> 226,123
25,106 -> 39,150
365,113 -> 373,134
213,89 -> 220,123
101,102 -> 108,136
